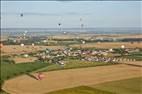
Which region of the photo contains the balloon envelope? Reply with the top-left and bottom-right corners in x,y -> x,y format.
20,13 -> 23,17
58,23 -> 61,26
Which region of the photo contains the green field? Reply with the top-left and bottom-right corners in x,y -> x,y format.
36,59 -> 116,72
1,62 -> 49,81
47,77 -> 142,94
92,77 -> 142,94
115,51 -> 142,61
0,62 -> 49,93
124,52 -> 142,61
0,90 -> 9,94
0,62 -> 49,86
47,86 -> 114,94
0,56 -> 49,93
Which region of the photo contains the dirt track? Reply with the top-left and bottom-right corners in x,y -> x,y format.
3,64 -> 142,94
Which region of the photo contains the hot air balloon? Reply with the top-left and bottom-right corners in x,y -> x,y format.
20,13 -> 23,17
58,23 -> 62,32
58,23 -> 61,26
32,43 -> 35,46
20,43 -> 24,47
80,18 -> 82,21
63,31 -> 66,34
81,24 -> 84,28
121,45 -> 125,49
82,40 -> 85,44
80,18 -> 84,32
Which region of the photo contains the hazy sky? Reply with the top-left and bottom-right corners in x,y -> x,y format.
1,1 -> 142,28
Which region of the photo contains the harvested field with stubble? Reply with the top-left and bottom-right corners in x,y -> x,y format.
48,77 -> 142,94
1,45 -> 65,55
13,56 -> 38,63
123,61 -> 142,67
70,42 -> 142,49
52,34 -> 142,40
3,64 -> 142,94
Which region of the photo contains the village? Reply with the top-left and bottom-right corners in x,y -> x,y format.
32,45 -> 141,65
1,32 -> 141,65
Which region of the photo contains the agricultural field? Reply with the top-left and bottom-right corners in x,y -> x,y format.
13,56 -> 38,63
1,42 -> 142,94
0,56 -> 49,85
47,77 -> 142,94
1,34 -> 142,94
1,45 -> 65,55
0,56 -> 49,93
0,57 -> 115,93
52,34 -> 142,40
70,42 -> 142,49
123,52 -> 142,61
92,77 -> 142,94
1,62 -> 48,82
36,59 -> 116,72
47,86 -> 114,94
2,64 -> 141,94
